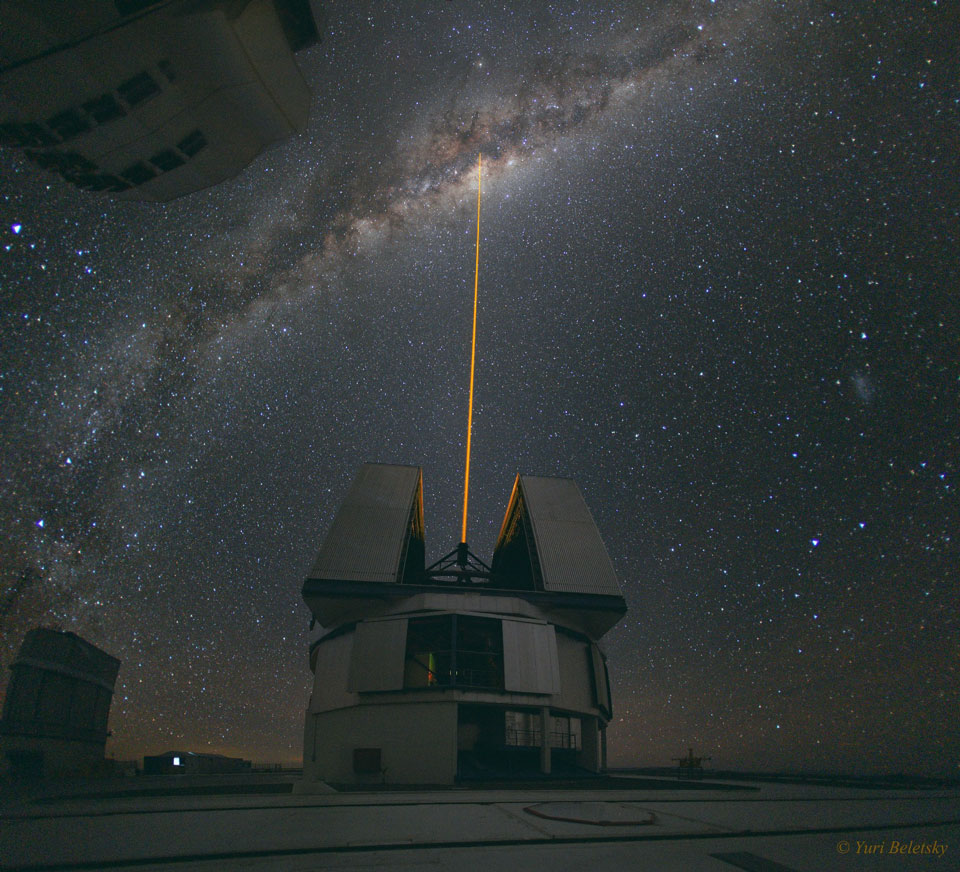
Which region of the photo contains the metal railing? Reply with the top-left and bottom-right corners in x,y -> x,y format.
405,650 -> 503,690
504,728 -> 581,750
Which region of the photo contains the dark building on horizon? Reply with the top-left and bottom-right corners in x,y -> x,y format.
298,464 -> 627,787
0,628 -> 120,778
143,750 -> 251,775
0,0 -> 324,201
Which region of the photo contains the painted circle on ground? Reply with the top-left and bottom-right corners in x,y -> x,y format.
524,801 -> 656,826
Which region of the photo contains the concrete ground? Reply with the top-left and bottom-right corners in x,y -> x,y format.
1,774 -> 957,871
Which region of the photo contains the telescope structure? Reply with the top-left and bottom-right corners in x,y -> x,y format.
0,0 -> 323,201
299,463 -> 627,786
0,628 -> 120,778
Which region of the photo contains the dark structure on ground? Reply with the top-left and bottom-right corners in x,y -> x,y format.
143,750 -> 252,775
0,628 -> 120,778
0,0 -> 324,201
298,464 -> 627,787
672,747 -> 712,779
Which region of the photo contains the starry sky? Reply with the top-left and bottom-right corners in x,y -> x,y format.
1,1 -> 957,774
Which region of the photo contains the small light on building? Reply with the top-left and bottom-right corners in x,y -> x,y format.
172,756 -> 181,766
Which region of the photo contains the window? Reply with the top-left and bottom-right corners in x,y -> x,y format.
149,149 -> 184,172
24,150 -> 95,174
177,129 -> 206,158
46,109 -> 91,141
118,71 -> 161,108
456,616 -> 504,689
21,148 -> 133,193
275,0 -> 321,51
120,161 -> 156,186
403,616 -> 450,687
25,151 -> 103,191
0,122 -> 58,148
504,710 -> 541,747
504,711 -> 581,749
403,615 -> 503,690
72,173 -> 131,193
83,94 -> 126,124
172,756 -> 181,766
550,715 -> 581,750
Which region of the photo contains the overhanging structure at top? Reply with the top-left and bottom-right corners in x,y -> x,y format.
0,0 -> 324,201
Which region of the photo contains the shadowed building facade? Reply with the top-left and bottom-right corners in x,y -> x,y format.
0,0 -> 323,201
0,628 -> 120,778
299,464 -> 627,787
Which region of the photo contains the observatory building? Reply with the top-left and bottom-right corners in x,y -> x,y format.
299,464 -> 627,786
0,0 -> 323,201
0,628 -> 120,778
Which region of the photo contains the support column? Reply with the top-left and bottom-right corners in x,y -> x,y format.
577,716 -> 601,772
600,723 -> 608,773
539,707 -> 551,774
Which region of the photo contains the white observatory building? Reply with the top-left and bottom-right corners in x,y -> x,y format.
299,464 -> 627,786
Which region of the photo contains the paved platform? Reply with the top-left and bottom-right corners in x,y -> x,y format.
1,776 -> 957,871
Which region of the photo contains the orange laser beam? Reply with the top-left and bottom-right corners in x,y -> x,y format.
461,153 -> 482,544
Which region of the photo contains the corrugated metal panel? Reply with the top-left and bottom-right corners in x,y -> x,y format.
519,476 -> 622,595
347,619 -> 408,692
310,464 -> 423,583
502,619 -> 560,694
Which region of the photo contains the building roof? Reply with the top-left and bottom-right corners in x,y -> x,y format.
302,466 -> 625,634
308,463 -> 425,585
12,627 -> 120,688
493,475 -> 623,597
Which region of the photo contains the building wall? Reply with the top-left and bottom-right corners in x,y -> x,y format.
0,734 -> 108,778
307,597 -> 609,717
577,715 -> 602,772
302,597 -> 613,784
1,629 -> 119,778
305,701 -> 458,785
308,631 -> 357,712
1,664 -> 113,742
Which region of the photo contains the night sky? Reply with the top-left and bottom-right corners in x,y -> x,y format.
1,1 -> 957,774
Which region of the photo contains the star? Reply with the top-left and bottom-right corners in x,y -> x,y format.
0,0 -> 956,776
